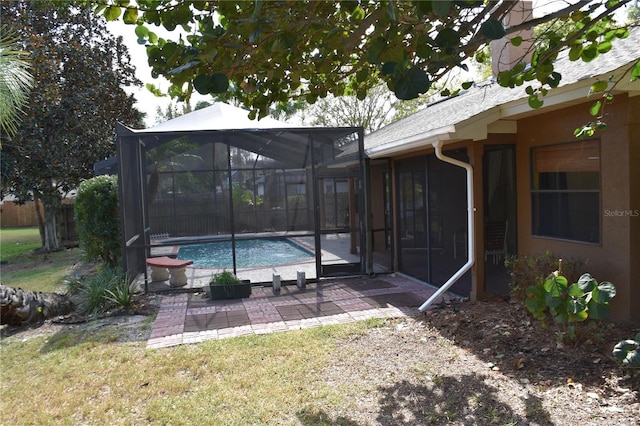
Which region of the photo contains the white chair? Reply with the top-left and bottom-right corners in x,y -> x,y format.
453,231 -> 467,259
484,221 -> 508,264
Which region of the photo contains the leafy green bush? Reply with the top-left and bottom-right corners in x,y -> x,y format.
613,333 -> 640,368
210,270 -> 241,287
75,175 -> 121,267
505,251 -> 586,301
70,266 -> 127,316
525,272 -> 616,341
232,183 -> 262,207
104,280 -> 136,312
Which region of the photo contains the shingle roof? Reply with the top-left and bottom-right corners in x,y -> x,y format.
365,27 -> 640,154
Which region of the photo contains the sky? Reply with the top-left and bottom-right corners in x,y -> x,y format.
106,20 -> 211,128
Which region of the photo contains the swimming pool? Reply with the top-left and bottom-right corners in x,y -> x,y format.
177,238 -> 314,268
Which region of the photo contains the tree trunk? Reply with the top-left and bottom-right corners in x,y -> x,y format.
147,167 -> 159,206
41,196 -> 60,251
0,285 -> 74,326
34,196 -> 45,247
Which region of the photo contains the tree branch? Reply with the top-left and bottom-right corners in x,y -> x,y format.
535,0 -> 632,65
504,0 -> 592,34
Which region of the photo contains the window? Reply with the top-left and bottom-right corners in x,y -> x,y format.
531,140 -> 600,243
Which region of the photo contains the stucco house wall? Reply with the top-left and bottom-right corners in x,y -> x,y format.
364,24 -> 639,320
515,95 -> 640,321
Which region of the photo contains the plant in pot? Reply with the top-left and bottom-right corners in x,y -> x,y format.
208,270 -> 252,299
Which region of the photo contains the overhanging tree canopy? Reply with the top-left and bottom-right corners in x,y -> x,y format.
88,0 -> 639,118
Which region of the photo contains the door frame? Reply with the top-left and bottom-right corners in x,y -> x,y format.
314,169 -> 365,277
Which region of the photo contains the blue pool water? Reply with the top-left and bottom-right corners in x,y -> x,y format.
177,239 -> 313,268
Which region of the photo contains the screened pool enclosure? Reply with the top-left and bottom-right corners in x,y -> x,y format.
115,103 -> 381,289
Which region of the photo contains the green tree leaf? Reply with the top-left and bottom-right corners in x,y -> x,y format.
351,6 -> 365,20
123,6 -> 138,24
569,45 -> 583,61
597,40 -> 612,53
568,310 -> 588,322
210,73 -> 230,93
588,299 -> 611,319
544,275 -> 568,297
193,74 -> 211,94
631,60 -> 640,81
567,283 -> 584,297
613,339 -> 640,366
135,24 -> 149,38
581,45 -> 599,62
525,284 -> 547,315
528,94 -> 544,109
566,297 -> 587,315
547,71 -> 562,88
545,294 -> 562,309
393,67 -> 430,100
480,19 -> 506,40
577,273 -> 596,292
432,0 -> 452,18
434,28 -> 460,48
104,5 -> 121,21
594,281 -> 616,303
591,80 -> 609,92
194,73 -> 230,94
589,100 -> 602,116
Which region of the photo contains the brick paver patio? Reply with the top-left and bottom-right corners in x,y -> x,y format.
147,274 -> 455,349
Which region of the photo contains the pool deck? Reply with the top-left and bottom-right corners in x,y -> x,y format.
141,233 -> 390,291
146,273 -> 457,349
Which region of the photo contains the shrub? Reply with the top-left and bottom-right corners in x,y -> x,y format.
70,265 -> 126,316
104,279 -> 136,312
210,270 -> 241,287
524,271 -> 616,341
209,270 -> 242,297
505,251 -> 586,301
75,175 -> 121,267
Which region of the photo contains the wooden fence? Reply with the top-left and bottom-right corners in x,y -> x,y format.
0,200 -> 40,228
0,200 -> 77,243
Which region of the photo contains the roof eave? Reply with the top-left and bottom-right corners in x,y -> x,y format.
500,61 -> 640,119
365,125 -> 456,158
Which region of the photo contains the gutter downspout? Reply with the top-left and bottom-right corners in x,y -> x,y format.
418,140 -> 475,312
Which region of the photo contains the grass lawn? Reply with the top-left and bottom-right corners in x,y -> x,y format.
1,227 -> 379,424
0,227 -> 41,261
0,227 -> 82,293
1,231 -> 638,424
0,227 -> 375,424
0,318 -> 381,425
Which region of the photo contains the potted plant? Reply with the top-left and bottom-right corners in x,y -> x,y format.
208,271 -> 252,299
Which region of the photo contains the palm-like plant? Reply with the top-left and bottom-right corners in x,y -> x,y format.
0,25 -> 32,143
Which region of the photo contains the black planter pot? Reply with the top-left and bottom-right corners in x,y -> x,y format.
208,282 -> 252,299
